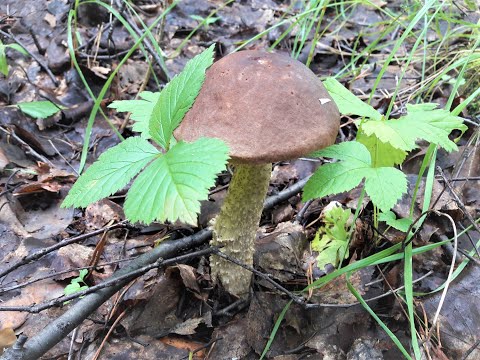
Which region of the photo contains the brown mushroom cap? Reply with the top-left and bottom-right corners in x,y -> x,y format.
174,50 -> 340,164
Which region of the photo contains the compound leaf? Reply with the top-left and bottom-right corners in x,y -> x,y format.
62,137 -> 159,208
323,77 -> 382,121
109,91 -> 160,139
124,137 -> 229,225
149,44 -> 215,149
303,163 -> 367,201
360,103 -> 467,152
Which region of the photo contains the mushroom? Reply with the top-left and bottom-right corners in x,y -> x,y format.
174,50 -> 340,298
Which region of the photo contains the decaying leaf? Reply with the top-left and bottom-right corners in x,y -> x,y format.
0,328 -> 16,353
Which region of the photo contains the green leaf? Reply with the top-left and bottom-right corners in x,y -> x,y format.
62,137 -> 159,208
310,140 -> 371,163
149,44 -> 215,149
64,282 -> 82,295
312,205 -> 351,270
17,101 -> 61,119
108,91 -> 160,139
0,45 -> 8,76
357,132 -> 406,167
304,142 -> 371,200
323,77 -> 382,121
303,141 -> 408,212
64,284 -> 89,296
364,167 -> 407,212
124,137 -> 229,225
78,269 -> 88,281
360,103 -> 467,152
7,43 -> 28,56
379,211 -> 413,233
303,163 -> 367,200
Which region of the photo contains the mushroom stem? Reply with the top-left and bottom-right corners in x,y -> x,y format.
211,163 -> 271,297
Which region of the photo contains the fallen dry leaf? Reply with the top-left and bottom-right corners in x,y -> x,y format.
0,328 -> 16,353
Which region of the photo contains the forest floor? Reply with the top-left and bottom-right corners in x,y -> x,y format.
0,0 -> 479,359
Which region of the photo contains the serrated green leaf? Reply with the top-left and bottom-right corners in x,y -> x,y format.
124,137 -> 229,225
357,132 -> 406,167
149,44 -> 215,149
312,205 -> 350,270
304,142 -> 371,200
108,91 -> 160,139
379,211 -> 413,233
360,103 -> 467,152
304,141 -> 408,212
364,167 -> 407,212
303,163 -> 368,201
0,45 -> 7,76
323,77 -> 382,121
17,101 -> 61,119
62,137 -> 159,208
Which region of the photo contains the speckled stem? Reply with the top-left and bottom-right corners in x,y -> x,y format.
211,163 -> 271,298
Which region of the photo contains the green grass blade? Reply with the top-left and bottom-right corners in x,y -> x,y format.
259,300 -> 292,360
346,273 -> 413,359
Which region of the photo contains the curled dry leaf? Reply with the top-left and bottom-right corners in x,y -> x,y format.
165,264 -> 202,299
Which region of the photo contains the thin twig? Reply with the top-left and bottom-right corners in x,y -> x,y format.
436,176 -> 480,182
0,221 -> 129,280
0,126 -> 52,165
461,338 -> 480,360
213,248 -> 434,310
0,256 -> 138,294
263,176 -> 310,210
0,228 -> 213,360
92,308 -> 128,360
179,337 -> 223,360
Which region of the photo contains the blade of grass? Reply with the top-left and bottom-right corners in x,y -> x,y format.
259,300 -> 292,360
403,140 -> 437,359
346,273 -> 413,359
445,36 -> 480,111
409,144 -> 437,218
